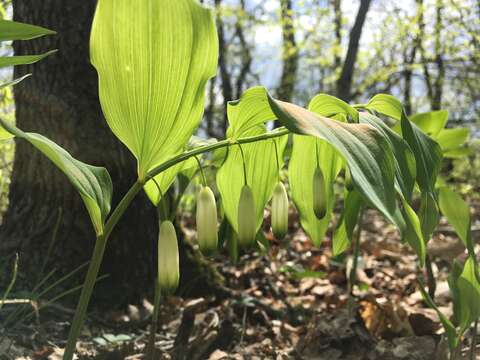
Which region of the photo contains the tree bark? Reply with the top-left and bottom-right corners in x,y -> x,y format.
277,0 -> 298,102
336,0 -> 371,102
1,0 -> 221,305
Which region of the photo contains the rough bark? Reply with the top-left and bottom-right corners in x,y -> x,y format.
336,0 -> 372,102
1,0 -> 221,305
277,0 -> 298,102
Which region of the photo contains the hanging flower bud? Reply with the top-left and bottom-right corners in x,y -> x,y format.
345,166 -> 354,191
157,220 -> 179,295
271,182 -> 289,240
196,185 -> 218,254
313,167 -> 327,219
237,185 -> 256,248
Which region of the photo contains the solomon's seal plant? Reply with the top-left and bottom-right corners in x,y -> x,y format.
0,1 -> 478,359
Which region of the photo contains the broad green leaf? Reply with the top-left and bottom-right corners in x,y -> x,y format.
308,93 -> 359,122
144,157 -> 196,206
0,19 -> 56,41
359,112 -> 416,202
289,135 -> 343,246
332,190 -> 363,255
0,50 -> 57,69
418,280 -> 458,350
90,0 -> 219,179
436,128 -> 470,153
0,119 -> 112,235
457,257 -> 480,332
400,197 -> 426,266
0,74 -> 32,89
419,191 -> 439,241
448,260 -> 466,327
410,110 -> 448,137
217,126 -> 288,234
267,92 -> 397,225
438,187 -> 473,257
227,86 -> 277,138
365,94 -> 443,194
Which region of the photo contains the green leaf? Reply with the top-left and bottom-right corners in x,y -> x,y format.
419,191 -> 439,241
144,157 -> 196,206
0,119 -> 112,235
359,112 -> 416,202
418,280 -> 458,350
0,74 -> 32,89
267,92 -> 397,225
448,260 -> 465,327
332,190 -> 363,255
0,19 -> 56,41
227,86 -> 277,138
365,94 -> 443,194
400,197 -> 426,266
410,110 -> 448,137
0,50 -> 57,69
438,187 -> 473,257
308,93 -> 359,122
90,0 -> 218,179
217,126 -> 288,235
436,128 -> 470,153
457,257 -> 480,332
289,135 -> 343,246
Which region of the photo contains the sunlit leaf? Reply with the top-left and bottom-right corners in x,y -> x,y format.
436,128 -> 470,153
0,19 -> 55,41
365,94 -> 442,194
359,112 -> 416,202
0,119 -> 112,235
227,86 -> 277,138
308,93 -> 359,122
144,157 -> 197,206
0,50 -> 57,69
332,190 -> 363,255
90,0 -> 218,179
400,197 -> 426,266
410,110 -> 448,137
457,257 -> 480,332
289,135 -> 343,246
217,126 -> 288,235
438,187 -> 474,257
267,91 -> 397,224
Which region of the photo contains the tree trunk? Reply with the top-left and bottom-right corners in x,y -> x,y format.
1,0 -> 221,305
336,0 -> 371,102
277,0 -> 298,102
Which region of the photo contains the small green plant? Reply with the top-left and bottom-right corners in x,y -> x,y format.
0,1 -> 478,359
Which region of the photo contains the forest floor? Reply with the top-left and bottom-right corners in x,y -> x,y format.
1,201 -> 480,360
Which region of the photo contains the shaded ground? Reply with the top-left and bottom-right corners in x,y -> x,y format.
1,200 -> 480,359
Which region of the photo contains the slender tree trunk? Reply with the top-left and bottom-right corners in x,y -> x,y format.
1,0 -> 221,305
234,0 -> 252,100
432,0 -> 444,110
336,0 -> 372,102
277,0 -> 298,102
332,0 -> 342,70
215,0 -> 233,136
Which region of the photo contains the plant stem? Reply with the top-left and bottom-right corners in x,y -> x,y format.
146,128 -> 289,181
63,129 -> 290,359
425,254 -> 437,301
349,207 -> 364,296
64,181 -> 143,360
63,234 -> 107,360
471,319 -> 478,360
194,155 -> 207,186
146,281 -> 162,359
